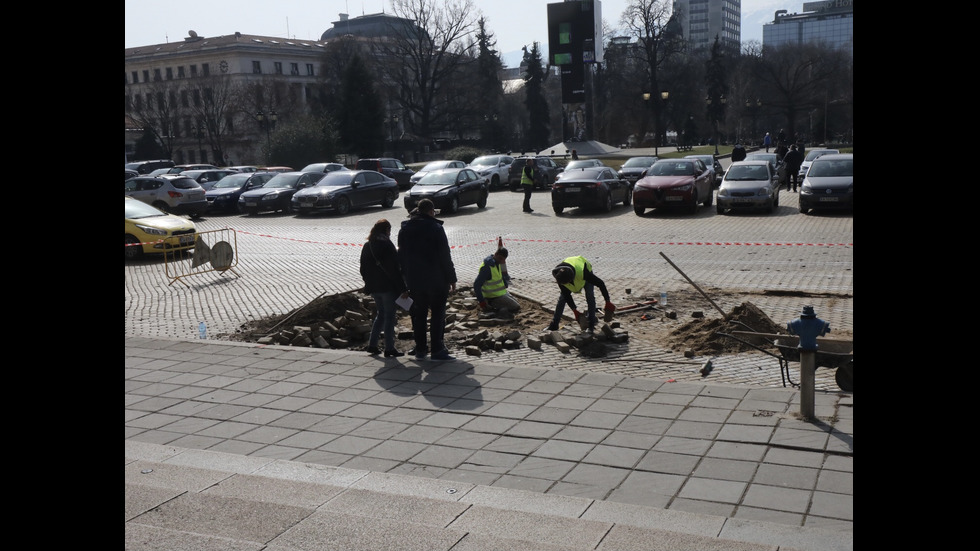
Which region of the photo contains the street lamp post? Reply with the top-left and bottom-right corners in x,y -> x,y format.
484,113 -> 498,151
191,125 -> 204,163
256,110 -> 277,154
658,90 -> 669,155
705,95 -> 727,156
745,99 -> 761,145
387,115 -> 400,156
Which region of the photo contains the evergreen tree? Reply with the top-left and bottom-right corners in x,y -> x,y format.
338,54 -> 386,157
523,43 -> 550,152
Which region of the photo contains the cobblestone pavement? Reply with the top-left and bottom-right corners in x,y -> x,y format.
125,173 -> 853,393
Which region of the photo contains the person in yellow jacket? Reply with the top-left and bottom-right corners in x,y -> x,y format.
473,247 -> 520,317
548,255 -> 615,331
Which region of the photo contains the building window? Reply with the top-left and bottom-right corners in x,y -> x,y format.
142,69 -> 150,82
125,95 -> 131,112
202,63 -> 210,76
274,62 -> 283,74
131,70 -> 139,83
252,61 -> 262,74
190,65 -> 198,77
306,63 -> 314,76
134,95 -> 142,110
290,63 -> 299,75
153,68 -> 162,81
193,89 -> 201,107
177,66 -> 185,78
181,90 -> 189,107
165,67 -> 173,80
225,114 -> 234,132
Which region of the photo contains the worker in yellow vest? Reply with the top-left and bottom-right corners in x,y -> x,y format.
548,255 -> 615,331
473,247 -> 520,317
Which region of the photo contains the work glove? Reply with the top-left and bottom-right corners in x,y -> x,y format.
572,309 -> 581,322
603,301 -> 616,322
574,309 -> 589,330
479,300 -> 489,311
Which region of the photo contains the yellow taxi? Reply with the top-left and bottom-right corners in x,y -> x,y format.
125,196 -> 197,260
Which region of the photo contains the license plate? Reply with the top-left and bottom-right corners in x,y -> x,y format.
733,198 -> 753,203
245,201 -> 257,206
666,196 -> 682,201
179,235 -> 195,245
564,188 -> 580,193
818,196 -> 839,202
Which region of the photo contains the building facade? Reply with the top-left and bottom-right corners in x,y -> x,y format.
762,0 -> 853,57
672,0 -> 742,53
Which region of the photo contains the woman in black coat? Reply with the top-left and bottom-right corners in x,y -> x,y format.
359,219 -> 409,357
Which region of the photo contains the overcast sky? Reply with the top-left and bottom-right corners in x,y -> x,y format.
125,0 -> 792,68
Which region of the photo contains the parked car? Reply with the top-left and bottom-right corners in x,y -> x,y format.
716,160 -> 779,214
799,153 -> 853,214
125,159 -> 175,174
507,156 -> 563,190
166,163 -> 220,174
125,169 -> 139,181
205,171 -> 277,213
744,152 -> 780,176
632,158 -> 714,215
238,171 -> 324,215
292,170 -> 399,215
616,156 -> 660,186
551,166 -> 631,215
180,168 -> 239,191
300,162 -> 348,174
798,149 -> 840,180
147,168 -> 173,177
563,159 -> 604,170
258,166 -> 295,173
408,160 -> 467,186
467,154 -> 515,190
224,165 -> 259,173
403,167 -> 489,214
125,197 -> 197,260
685,154 -> 724,187
354,158 -> 415,189
125,174 -> 208,218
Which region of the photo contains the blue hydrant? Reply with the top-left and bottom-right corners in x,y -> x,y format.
786,306 -> 830,420
786,305 -> 830,350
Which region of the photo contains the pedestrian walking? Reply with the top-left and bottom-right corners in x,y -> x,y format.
520,158 -> 535,213
397,199 -> 458,361
547,256 -> 614,332
763,132 -> 771,152
473,247 -> 520,318
731,143 -> 746,162
782,144 -> 804,192
359,218 -> 408,357
571,149 -> 579,160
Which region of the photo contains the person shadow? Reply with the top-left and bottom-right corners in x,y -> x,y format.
370,359 -> 483,410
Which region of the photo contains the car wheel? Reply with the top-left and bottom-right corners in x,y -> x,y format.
382,191 -> 396,208
602,192 -> 613,213
623,187 -> 632,206
773,189 -> 780,207
688,191 -> 699,214
125,234 -> 144,260
477,192 -> 488,209
717,205 -> 725,214
767,198 -> 775,214
246,207 -> 258,216
152,201 -> 170,213
703,190 -> 713,207
490,175 -> 500,190
443,196 -> 458,214
634,205 -> 645,216
336,196 -> 351,215
554,207 -> 563,215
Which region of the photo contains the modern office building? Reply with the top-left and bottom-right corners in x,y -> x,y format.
762,0 -> 853,56
672,0 -> 742,54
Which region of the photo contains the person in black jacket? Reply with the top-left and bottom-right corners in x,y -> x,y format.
731,143 -> 746,162
398,199 -> 458,361
782,144 -> 804,192
360,219 -> 409,357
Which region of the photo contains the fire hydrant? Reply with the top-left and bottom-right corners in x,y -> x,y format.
786,305 -> 830,420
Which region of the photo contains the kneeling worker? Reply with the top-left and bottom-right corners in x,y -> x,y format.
548,255 -> 615,331
473,247 -> 520,316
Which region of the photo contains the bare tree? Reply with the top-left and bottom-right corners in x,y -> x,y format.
379,0 -> 481,141
127,79 -> 184,158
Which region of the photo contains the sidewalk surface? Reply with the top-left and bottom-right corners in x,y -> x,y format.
125,336 -> 852,551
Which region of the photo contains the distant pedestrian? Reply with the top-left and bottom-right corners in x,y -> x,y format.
397,199 -> 458,361
571,149 -> 579,160
782,144 -> 804,192
520,158 -> 535,213
359,218 -> 408,358
777,128 -> 786,144
731,143 -> 746,162
763,132 -> 771,152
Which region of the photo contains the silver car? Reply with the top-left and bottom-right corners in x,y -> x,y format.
408,160 -> 466,186
716,160 -> 779,214
125,174 -> 208,218
467,154 -> 514,190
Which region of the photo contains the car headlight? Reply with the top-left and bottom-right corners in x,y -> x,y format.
758,187 -> 771,196
717,188 -> 729,197
434,189 -> 450,197
674,183 -> 693,192
135,224 -> 168,236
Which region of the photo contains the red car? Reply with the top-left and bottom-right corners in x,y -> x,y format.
632,158 -> 714,215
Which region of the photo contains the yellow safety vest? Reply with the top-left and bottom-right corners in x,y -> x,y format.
480,262 -> 507,298
560,256 -> 590,293
520,166 -> 535,186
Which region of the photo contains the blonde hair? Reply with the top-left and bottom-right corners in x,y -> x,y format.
368,219 -> 391,241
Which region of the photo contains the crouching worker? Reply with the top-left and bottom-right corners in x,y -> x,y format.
473,247 -> 520,317
547,255 -> 614,331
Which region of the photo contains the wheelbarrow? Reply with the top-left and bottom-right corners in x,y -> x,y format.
716,330 -> 853,392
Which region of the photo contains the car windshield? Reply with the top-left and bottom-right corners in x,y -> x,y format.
170,177 -> 200,190
263,174 -> 301,188
315,172 -> 355,186
213,175 -> 250,189
649,162 -> 693,176
807,159 -> 853,177
125,199 -> 166,219
726,165 -> 769,181
622,157 -> 656,167
421,161 -> 453,171
471,156 -> 498,166
805,150 -> 838,161
561,167 -> 604,179
418,171 -> 460,186
746,154 -> 775,162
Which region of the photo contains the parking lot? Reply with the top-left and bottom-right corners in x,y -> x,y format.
125,169 -> 852,389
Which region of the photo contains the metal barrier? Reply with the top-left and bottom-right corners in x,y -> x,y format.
164,228 -> 240,287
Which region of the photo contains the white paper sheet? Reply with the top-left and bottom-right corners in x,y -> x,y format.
396,296 -> 413,311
